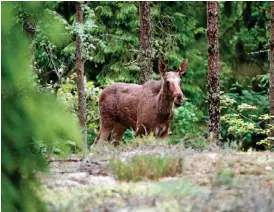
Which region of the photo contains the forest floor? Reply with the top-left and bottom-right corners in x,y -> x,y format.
39,140 -> 274,212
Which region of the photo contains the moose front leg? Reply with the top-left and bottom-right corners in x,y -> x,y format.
159,123 -> 170,141
159,113 -> 173,141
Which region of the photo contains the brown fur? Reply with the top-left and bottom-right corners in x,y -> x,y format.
94,60 -> 188,146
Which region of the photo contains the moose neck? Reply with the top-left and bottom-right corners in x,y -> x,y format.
157,83 -> 174,115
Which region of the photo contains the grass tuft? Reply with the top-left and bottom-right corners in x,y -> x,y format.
213,169 -> 235,187
123,134 -> 168,149
110,154 -> 183,182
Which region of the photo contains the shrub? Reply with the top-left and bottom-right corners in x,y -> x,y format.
171,101 -> 203,137
220,90 -> 272,150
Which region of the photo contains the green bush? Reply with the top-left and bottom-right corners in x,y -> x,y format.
220,87 -> 272,150
169,101 -> 204,144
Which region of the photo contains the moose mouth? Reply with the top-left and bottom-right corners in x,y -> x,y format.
174,102 -> 182,107
173,92 -> 184,107
174,97 -> 184,107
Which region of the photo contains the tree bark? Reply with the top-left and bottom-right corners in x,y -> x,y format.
207,2 -> 220,142
76,2 -> 88,153
269,2 -> 274,148
139,1 -> 153,84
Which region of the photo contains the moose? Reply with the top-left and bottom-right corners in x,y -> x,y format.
94,60 -> 188,145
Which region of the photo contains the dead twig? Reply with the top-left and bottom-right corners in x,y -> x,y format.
247,49 -> 269,55
47,158 -> 82,164
44,44 -> 57,72
123,59 -> 138,66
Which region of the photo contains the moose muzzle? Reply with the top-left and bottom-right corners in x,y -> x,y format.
173,92 -> 184,106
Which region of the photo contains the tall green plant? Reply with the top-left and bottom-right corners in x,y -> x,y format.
2,2 -> 81,211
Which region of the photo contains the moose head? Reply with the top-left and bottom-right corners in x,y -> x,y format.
158,60 -> 188,106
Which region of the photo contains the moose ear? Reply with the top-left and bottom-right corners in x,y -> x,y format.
177,59 -> 188,76
158,60 -> 167,75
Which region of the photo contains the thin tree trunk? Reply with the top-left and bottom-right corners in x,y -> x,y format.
269,2 -> 274,148
139,1 -> 153,84
207,2 -> 220,142
76,2 -> 88,154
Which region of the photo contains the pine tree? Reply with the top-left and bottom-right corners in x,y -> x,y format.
270,1 -> 274,148
139,1 -> 153,84
207,1 -> 220,142
76,2 -> 88,153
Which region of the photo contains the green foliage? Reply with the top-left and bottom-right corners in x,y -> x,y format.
30,3 -> 103,85
91,2 -> 140,84
169,101 -> 205,146
171,101 -> 203,137
2,2 -> 81,211
56,74 -> 102,146
220,2 -> 270,64
123,129 -> 136,143
221,87 -> 272,149
110,155 -> 183,182
31,139 -> 80,156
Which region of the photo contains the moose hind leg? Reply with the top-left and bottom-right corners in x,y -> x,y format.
94,118 -> 115,145
111,123 -> 126,146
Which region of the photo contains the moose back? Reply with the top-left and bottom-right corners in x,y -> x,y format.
94,60 -> 188,145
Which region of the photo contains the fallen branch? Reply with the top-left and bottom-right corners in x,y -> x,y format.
247,49 -> 269,55
47,158 -> 82,164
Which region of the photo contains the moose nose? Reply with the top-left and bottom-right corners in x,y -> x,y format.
173,92 -> 184,105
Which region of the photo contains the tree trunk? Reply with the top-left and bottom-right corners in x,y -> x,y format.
139,1 -> 153,84
76,2 -> 88,153
207,2 -> 220,142
270,2 -> 274,148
